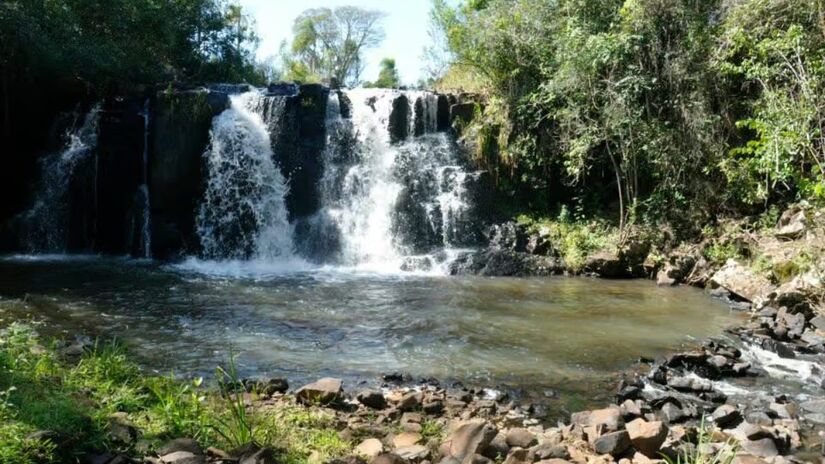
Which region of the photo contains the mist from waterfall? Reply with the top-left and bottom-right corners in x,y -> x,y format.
196,91 -> 296,262
23,105 -> 101,253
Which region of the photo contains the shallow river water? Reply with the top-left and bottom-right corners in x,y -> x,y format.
0,255 -> 744,409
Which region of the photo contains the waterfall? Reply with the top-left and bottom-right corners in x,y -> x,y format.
196,91 -> 295,260
303,88 -> 481,272
23,105 -> 101,252
138,98 -> 152,259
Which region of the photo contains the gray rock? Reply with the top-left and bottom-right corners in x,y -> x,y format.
397,391 -> 424,411
800,399 -> 825,414
505,428 -> 536,448
810,315 -> 825,331
296,377 -> 343,405
570,408 -> 624,432
739,438 -> 778,458
395,445 -> 430,461
593,430 -> 632,456
711,405 -> 743,428
659,403 -> 686,424
239,447 -> 277,464
529,442 -> 569,461
158,438 -> 203,457
482,432 -> 509,460
371,454 -> 407,464
443,421 -> 498,464
106,412 -> 139,444
357,390 -> 388,410
625,419 -> 667,458
160,451 -> 205,464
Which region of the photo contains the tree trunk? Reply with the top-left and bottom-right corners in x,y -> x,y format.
607,146 -> 625,233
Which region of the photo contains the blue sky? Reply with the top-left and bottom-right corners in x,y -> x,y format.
239,0 -> 434,85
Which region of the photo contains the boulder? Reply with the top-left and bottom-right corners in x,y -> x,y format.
739,438 -> 778,458
711,405 -> 743,428
774,208 -> 807,240
442,421 -> 498,464
158,438 -> 204,457
356,439 -> 384,458
593,431 -> 632,456
160,451 -> 205,464
106,412 -> 139,444
395,445 -> 430,461
357,390 -> 388,410
709,260 -> 774,304
625,419 -> 667,458
394,432 -> 423,448
658,403 -> 686,424
504,428 -> 536,448
570,408 -> 624,432
371,453 -> 408,464
528,443 -> 569,461
295,377 -> 343,405
397,391 -> 424,411
584,251 -> 627,278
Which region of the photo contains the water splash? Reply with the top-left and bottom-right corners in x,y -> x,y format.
23,105 -> 101,252
196,91 -> 295,260
303,88 -> 480,273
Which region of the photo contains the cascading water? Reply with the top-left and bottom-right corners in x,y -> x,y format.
196,91 -> 295,261
304,88 -> 483,272
23,105 -> 101,252
138,99 -> 152,259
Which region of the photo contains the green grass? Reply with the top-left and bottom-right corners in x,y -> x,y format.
663,418 -> 738,464
0,323 -> 352,464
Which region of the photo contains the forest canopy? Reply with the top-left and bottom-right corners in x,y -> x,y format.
428,0 -> 825,226
0,0 -> 264,97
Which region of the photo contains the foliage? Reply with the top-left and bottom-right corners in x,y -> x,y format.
281,6 -> 386,86
427,0 -> 825,228
366,58 -> 401,88
663,417 -> 738,464
0,0 -> 265,99
517,208 -> 618,270
0,324 -> 352,464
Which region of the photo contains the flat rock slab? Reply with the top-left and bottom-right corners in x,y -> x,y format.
296,377 -> 343,405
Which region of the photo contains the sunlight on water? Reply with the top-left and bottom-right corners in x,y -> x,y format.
0,256 -> 743,406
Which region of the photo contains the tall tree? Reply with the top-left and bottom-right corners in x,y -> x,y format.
370,58 -> 401,88
282,6 -> 386,86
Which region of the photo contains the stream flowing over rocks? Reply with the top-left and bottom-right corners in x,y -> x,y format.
0,83 -> 823,463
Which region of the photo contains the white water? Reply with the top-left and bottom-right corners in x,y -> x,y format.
196,91 -> 296,261
139,99 -> 152,259
23,105 -> 101,252
326,88 -> 405,271
307,88 -> 478,274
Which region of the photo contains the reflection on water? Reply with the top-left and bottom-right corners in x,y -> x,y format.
0,255 -> 742,409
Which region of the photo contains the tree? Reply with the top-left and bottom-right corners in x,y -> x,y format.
282,6 -> 386,86
368,58 -> 401,88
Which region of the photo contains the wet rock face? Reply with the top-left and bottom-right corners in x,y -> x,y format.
388,94 -> 410,144
150,89 -> 229,258
259,84 -> 329,221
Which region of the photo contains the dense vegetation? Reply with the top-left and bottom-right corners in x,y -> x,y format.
429,0 -> 825,233
0,0 -> 263,99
